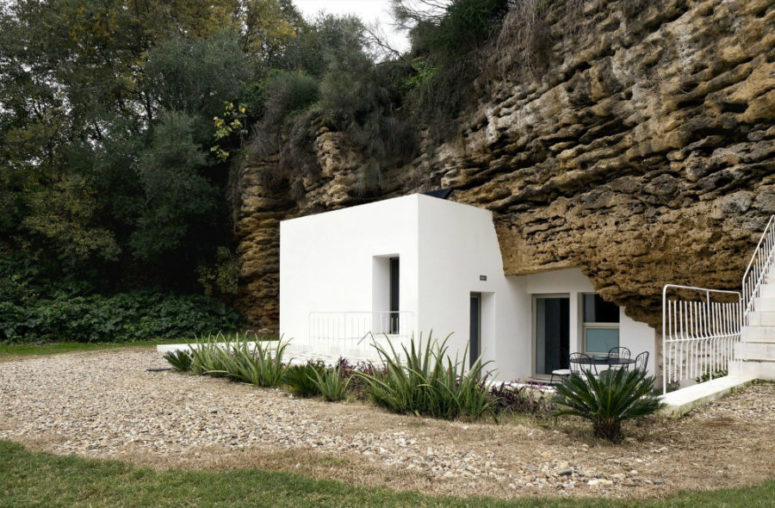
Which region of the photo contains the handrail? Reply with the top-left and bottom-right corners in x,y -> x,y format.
662,285 -> 742,394
742,215 -> 775,323
308,311 -> 415,343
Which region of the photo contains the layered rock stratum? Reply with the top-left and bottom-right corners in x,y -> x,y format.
236,0 -> 775,330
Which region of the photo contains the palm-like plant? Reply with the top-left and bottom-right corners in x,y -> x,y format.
552,367 -> 663,442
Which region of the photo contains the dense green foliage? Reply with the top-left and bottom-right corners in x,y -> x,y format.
552,368 -> 664,442
1,0 -> 543,342
0,291 -> 240,343
358,334 -> 493,420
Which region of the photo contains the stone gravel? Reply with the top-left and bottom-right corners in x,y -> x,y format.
2,349 -> 775,499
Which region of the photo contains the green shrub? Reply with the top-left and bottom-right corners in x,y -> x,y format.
552,368 -> 664,442
311,365 -> 351,402
358,333 -> 492,420
163,350 -> 193,372
189,337 -> 288,388
228,340 -> 289,387
0,291 -> 242,344
284,362 -> 325,397
190,340 -> 233,377
419,0 -> 510,56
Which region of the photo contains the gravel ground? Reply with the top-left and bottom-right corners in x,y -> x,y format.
2,348 -> 775,499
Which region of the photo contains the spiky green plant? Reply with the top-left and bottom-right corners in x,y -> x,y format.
163,350 -> 193,372
552,367 -> 664,442
190,338 -> 232,377
357,333 -> 492,420
283,362 -> 325,397
311,365 -> 351,402
226,339 -> 289,387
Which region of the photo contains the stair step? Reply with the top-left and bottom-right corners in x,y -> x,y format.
742,326 -> 775,341
759,285 -> 775,299
729,359 -> 775,381
748,311 -> 775,326
755,297 -> 775,312
736,341 -> 775,361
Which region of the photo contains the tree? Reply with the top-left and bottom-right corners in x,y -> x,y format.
131,111 -> 220,265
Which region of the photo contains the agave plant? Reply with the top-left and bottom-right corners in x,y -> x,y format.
163,350 -> 193,372
358,333 -> 493,419
311,365 -> 351,402
552,367 -> 664,442
283,362 -> 325,397
227,339 -> 289,387
190,339 -> 232,376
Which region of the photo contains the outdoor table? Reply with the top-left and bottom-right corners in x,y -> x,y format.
569,354 -> 635,373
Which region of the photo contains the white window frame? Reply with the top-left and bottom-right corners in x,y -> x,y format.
581,293 -> 620,354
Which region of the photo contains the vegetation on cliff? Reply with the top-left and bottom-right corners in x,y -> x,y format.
1,0 -> 518,339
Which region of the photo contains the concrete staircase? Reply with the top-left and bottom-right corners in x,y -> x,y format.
731,271 -> 775,379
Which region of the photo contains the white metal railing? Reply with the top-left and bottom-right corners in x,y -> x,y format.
662,285 -> 742,394
742,215 -> 775,324
308,311 -> 415,344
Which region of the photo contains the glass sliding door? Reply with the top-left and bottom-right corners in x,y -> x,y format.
534,295 -> 570,376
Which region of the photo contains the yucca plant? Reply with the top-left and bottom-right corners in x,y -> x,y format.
358,333 -> 492,419
190,339 -> 232,376
227,339 -> 289,387
283,362 -> 325,397
552,367 -> 664,442
311,365 -> 351,402
163,350 -> 193,372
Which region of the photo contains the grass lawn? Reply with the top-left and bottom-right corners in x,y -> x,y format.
0,341 -> 162,357
0,441 -> 774,507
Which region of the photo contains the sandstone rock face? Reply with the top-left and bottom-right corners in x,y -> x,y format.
236,0 -> 775,330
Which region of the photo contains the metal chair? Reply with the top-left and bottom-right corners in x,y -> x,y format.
569,352 -> 597,376
633,351 -> 649,372
607,346 -> 631,362
550,366 -> 571,384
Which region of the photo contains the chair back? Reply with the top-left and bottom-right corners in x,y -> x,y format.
569,352 -> 595,375
634,351 -> 649,372
607,346 -> 631,362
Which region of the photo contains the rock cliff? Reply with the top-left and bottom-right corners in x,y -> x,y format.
236,0 -> 775,331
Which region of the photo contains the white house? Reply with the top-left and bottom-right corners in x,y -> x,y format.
279,193 -> 656,381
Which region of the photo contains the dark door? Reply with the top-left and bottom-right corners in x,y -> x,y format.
470,293 -> 481,368
389,257 -> 399,333
534,296 -> 570,376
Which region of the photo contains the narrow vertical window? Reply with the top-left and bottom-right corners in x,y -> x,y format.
389,257 -> 399,333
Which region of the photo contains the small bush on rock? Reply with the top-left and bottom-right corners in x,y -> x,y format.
552,368 -> 664,442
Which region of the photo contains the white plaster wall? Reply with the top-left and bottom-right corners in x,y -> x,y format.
620,312 -> 657,377
279,194 -> 656,381
279,195 -> 420,345
415,195 -> 526,381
